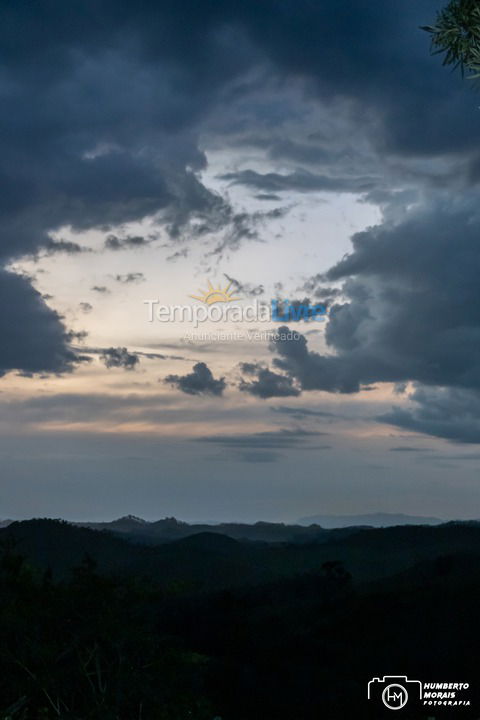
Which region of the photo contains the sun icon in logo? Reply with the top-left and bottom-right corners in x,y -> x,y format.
190,280 -> 240,305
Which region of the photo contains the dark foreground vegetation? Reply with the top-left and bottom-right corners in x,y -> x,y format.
0,519 -> 479,719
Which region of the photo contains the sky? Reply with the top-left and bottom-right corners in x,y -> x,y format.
2,0 -> 480,522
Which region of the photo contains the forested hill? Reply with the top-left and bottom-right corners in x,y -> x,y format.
1,519 -> 480,718
3,518 -> 480,590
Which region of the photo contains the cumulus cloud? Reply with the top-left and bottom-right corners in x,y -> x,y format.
239,362 -> 300,398
261,194 -> 480,397
100,347 -> 139,371
230,188 -> 480,442
165,362 -> 226,396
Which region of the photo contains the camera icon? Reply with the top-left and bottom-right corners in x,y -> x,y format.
368,676 -> 422,710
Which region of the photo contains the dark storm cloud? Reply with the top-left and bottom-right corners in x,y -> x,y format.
0,1 -> 258,372
0,0 -> 262,265
0,271 -> 80,377
263,193 -> 480,399
68,330 -> 89,344
100,347 -> 139,371
270,326 -> 360,394
42,239 -> 92,256
165,362 -> 226,396
380,387 -> 480,445
259,1 -> 480,158
238,362 -> 300,398
196,0 -> 480,182
222,184 -> 480,444
104,234 -> 151,251
1,2 -> 474,191
220,169 -> 379,195
0,0 -> 478,376
299,277 -> 342,303
263,138 -> 336,166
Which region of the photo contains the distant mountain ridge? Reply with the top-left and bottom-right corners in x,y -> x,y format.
73,516 -> 332,543
297,512 -> 444,528
72,512 -> 461,543
1,513 -> 471,543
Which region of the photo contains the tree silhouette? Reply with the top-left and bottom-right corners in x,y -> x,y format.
422,0 -> 480,79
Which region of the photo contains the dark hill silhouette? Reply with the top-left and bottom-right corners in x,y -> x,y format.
1,519 -> 480,717
4,518 -> 480,589
0,520 -> 260,590
173,531 -> 241,552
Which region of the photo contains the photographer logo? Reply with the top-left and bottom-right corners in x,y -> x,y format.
382,683 -> 408,710
368,675 -> 471,710
368,676 -> 422,710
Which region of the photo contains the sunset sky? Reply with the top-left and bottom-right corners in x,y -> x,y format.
2,0 -> 480,522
